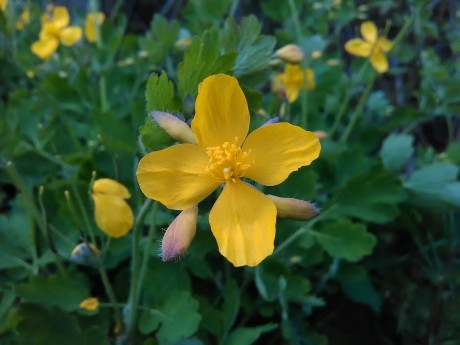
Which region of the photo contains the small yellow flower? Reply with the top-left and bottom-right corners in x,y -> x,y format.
0,0 -> 7,11
344,21 -> 393,73
15,9 -> 30,30
274,64 -> 315,103
79,297 -> 99,311
31,6 -> 82,60
85,12 -> 105,43
92,178 -> 134,238
137,74 -> 321,267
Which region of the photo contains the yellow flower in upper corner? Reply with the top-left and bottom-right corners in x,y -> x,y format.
0,0 -> 7,11
274,64 -> 315,103
92,178 -> 134,238
16,9 -> 30,30
85,12 -> 105,43
80,297 -> 99,311
137,74 -> 321,267
31,6 -> 82,60
344,21 -> 393,73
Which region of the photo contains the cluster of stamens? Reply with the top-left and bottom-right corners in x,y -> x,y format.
206,137 -> 253,183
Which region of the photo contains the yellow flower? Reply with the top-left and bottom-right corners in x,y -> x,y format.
344,21 -> 393,73
274,64 -> 315,103
137,74 -> 321,267
92,178 -> 134,238
85,12 -> 105,43
0,0 -> 7,11
31,6 -> 82,60
15,9 -> 30,30
79,297 -> 99,311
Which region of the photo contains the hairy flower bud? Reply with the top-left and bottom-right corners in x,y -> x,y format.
161,205 -> 198,261
268,195 -> 319,220
275,44 -> 305,64
70,242 -> 100,265
152,111 -> 196,144
313,130 -> 328,140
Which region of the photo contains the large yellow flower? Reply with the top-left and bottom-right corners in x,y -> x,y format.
274,64 -> 315,103
137,74 -> 320,267
85,12 -> 105,43
31,6 -> 82,60
344,21 -> 393,73
92,178 -> 134,238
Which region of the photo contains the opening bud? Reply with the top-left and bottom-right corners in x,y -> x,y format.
275,44 -> 305,64
152,111 -> 196,144
79,297 -> 99,311
161,205 -> 198,261
268,195 -> 320,220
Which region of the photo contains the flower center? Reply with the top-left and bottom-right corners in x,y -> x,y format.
206,138 -> 253,183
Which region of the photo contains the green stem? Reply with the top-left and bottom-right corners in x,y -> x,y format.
339,73 -> 376,144
273,205 -> 337,255
329,62 -> 369,137
97,261 -> 121,321
71,184 -> 97,244
126,198 -> 153,339
287,0 -> 303,43
137,202 -> 160,298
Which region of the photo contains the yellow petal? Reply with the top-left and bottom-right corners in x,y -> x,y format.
40,22 -> 60,40
192,74 -> 250,149
285,85 -> 300,103
370,50 -> 389,73
136,144 -> 219,210
377,37 -> 393,53
242,123 -> 320,186
92,194 -> 134,238
93,178 -> 131,199
85,12 -> 105,43
209,180 -> 276,267
79,297 -> 99,311
0,0 -> 7,11
344,39 -> 372,57
59,26 -> 82,46
360,21 -> 378,44
31,38 -> 59,60
52,6 -> 70,29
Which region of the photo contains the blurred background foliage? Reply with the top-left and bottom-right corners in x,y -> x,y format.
0,0 -> 459,344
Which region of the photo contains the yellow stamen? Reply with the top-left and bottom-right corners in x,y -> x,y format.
206,137 -> 253,183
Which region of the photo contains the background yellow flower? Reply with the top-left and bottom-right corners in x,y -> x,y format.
92,178 -> 134,238
31,6 -> 82,60
85,12 -> 105,43
275,64 -> 315,103
344,21 -> 393,73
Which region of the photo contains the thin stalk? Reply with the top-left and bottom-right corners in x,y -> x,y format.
70,185 -> 97,245
137,202 -> 160,298
329,62 -> 369,137
339,73 -> 377,143
273,205 -> 337,255
38,186 -> 67,277
126,198 -> 153,339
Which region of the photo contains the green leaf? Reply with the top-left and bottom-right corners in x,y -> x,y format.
317,220 -> 376,261
225,323 -> 277,345
404,163 -> 460,208
221,16 -> 276,78
178,27 -> 237,98
380,133 -> 414,171
446,142 -> 460,165
335,168 -> 407,223
17,305 -> 83,345
16,274 -> 89,312
336,264 -> 382,313
145,71 -> 179,113
139,15 -> 180,64
139,291 -> 201,344
222,279 -> 240,334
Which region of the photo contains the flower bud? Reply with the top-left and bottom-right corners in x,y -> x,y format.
268,195 -> 319,220
152,111 -> 196,144
311,50 -> 322,59
262,117 -> 279,127
175,37 -> 192,51
79,297 -> 99,311
70,242 -> 100,265
161,205 -> 198,261
275,44 -> 305,64
313,130 -> 328,140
